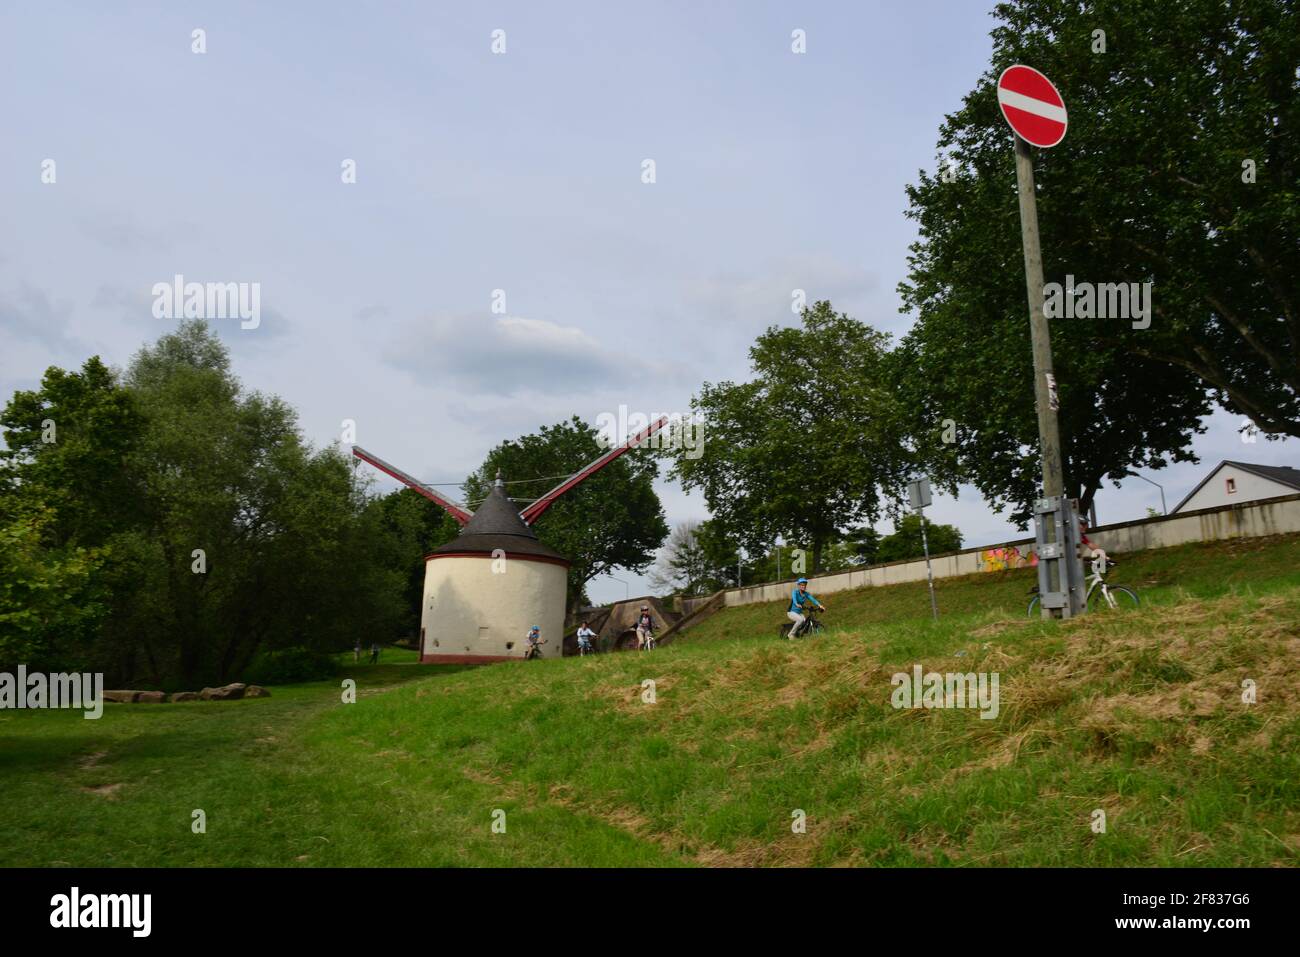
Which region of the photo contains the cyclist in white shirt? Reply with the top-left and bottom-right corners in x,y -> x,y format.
576,622 -> 598,656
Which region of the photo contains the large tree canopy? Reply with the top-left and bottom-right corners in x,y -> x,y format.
899,0 -> 1297,523
0,356 -> 145,545
671,302 -> 911,572
463,416 -> 669,613
0,321 -> 428,686
0,358 -> 144,672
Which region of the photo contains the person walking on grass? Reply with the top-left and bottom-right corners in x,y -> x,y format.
369,641 -> 380,664
354,640 -> 362,663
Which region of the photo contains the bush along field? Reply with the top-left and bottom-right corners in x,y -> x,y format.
0,534 -> 1297,867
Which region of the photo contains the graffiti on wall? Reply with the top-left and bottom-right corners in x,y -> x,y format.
979,545 -> 1037,572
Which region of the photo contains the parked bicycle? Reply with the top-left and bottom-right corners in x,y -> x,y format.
1027,555 -> 1139,616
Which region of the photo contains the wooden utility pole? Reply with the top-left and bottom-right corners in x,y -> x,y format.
1013,133 -> 1066,613
1013,134 -> 1066,500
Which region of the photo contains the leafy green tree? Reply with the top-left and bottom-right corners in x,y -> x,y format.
0,506 -> 111,672
463,416 -> 669,613
876,514 -> 964,564
0,356 -> 145,546
671,302 -> 911,572
651,518 -> 765,594
825,526 -> 881,569
694,518 -> 754,588
649,520 -> 717,596
1,357 -> 146,674
898,0 -> 1298,524
367,488 -> 461,636
708,526 -> 882,587
118,323 -> 304,682
116,321 -> 420,683
1,320 -> 423,686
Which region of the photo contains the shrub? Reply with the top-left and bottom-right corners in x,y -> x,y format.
242,646 -> 338,685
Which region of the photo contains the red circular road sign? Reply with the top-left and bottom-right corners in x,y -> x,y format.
997,65 -> 1067,148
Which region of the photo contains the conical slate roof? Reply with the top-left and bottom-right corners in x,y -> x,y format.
428,478 -> 568,563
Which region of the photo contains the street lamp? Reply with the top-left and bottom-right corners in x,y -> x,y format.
607,576 -> 630,601
1130,473 -> 1168,516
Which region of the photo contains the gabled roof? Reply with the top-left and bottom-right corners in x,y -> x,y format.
1171,460 -> 1300,513
428,481 -> 568,562
1229,461 -> 1300,490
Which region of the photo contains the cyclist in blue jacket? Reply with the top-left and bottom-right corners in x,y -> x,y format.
787,578 -> 825,639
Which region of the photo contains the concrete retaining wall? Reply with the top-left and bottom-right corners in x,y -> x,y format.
699,493 -> 1300,613
1090,494 -> 1300,552
681,593 -> 718,617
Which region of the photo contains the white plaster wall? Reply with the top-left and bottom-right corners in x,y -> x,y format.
1095,496 -> 1300,553
421,555 -> 567,659
1176,465 -> 1295,513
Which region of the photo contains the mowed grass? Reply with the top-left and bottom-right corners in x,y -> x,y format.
1,534 -> 1298,867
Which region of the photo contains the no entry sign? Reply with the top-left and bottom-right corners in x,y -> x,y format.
997,65 -> 1067,148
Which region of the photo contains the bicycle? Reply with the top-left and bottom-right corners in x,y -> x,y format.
779,605 -> 825,639
1026,555 -> 1139,617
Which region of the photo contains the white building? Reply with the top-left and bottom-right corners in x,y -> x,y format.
1171,460 -> 1300,514
419,478 -> 569,664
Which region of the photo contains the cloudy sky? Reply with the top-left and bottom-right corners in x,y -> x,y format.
2,1 -> 1295,604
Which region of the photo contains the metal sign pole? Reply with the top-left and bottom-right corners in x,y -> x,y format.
907,477 -> 939,620
918,509 -> 939,620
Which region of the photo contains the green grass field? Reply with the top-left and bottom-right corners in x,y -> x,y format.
2,534 -> 1298,867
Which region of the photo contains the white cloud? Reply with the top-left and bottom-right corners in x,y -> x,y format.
383,312 -> 672,396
